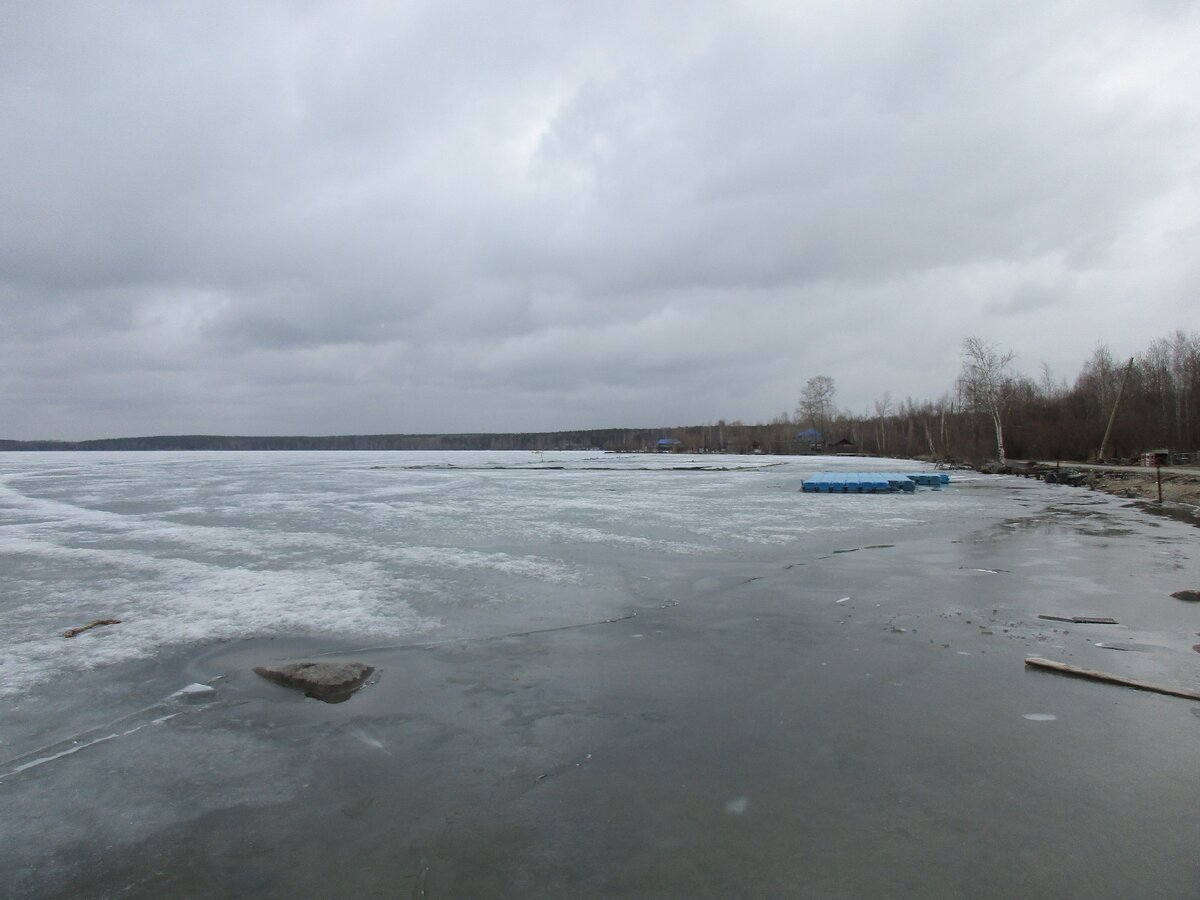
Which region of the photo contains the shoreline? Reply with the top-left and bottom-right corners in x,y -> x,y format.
1002,461 -> 1200,525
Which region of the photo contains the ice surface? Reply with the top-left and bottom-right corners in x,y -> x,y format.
0,450 -> 966,698
4,451 -> 1200,898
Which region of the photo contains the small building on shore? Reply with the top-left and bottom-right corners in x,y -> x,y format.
795,428 -> 823,453
1140,449 -> 1170,466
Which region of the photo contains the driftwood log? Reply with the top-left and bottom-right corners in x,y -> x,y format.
1025,657 -> 1200,701
63,619 -> 121,638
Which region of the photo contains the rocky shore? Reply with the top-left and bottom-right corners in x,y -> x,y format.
999,462 -> 1200,520
1086,468 -> 1200,507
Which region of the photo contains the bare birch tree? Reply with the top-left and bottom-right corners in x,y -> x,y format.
872,391 -> 892,454
959,336 -> 1015,465
796,376 -> 836,444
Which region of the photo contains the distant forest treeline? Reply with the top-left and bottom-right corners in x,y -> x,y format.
793,329 -> 1200,464
3,331 -> 1196,463
0,430 -> 688,453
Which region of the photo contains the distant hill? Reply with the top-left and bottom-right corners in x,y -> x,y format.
0,429 -> 682,452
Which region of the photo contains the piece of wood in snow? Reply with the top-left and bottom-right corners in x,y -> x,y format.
62,618 -> 121,638
1024,657 -> 1200,701
1037,615 -> 1118,624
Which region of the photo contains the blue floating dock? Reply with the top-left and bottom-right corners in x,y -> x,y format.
801,472 -> 950,493
904,472 -> 950,487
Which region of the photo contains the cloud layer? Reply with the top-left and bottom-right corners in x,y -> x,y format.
3,1 -> 1197,438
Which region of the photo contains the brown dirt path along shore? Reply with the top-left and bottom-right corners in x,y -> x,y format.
1013,463 -> 1200,515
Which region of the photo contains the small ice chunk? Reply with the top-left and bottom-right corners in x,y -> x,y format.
1022,713 -> 1057,721
836,597 -> 849,604
724,796 -> 749,815
348,726 -> 391,755
171,683 -> 215,701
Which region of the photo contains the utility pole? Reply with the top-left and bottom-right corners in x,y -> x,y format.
1097,357 -> 1135,462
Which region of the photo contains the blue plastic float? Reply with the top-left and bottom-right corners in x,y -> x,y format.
801,472 -> 950,493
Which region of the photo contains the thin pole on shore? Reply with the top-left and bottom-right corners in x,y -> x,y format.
1157,464 -> 1163,503
1097,356 -> 1135,462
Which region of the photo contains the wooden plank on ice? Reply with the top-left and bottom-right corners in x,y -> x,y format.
1024,657 -> 1200,701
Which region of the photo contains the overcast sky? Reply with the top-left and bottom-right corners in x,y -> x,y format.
2,1 -> 1197,440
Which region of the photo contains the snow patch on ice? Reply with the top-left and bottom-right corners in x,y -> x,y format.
0,555 -> 438,697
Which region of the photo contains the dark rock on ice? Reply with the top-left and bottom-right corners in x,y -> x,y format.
1170,590 -> 1200,602
253,662 -> 375,703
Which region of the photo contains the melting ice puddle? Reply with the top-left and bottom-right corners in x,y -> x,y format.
1,713 -> 181,781
724,796 -> 749,815
1023,713 -> 1057,721
0,681 -> 219,782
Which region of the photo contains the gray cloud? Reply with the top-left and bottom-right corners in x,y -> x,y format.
2,1 -> 1198,439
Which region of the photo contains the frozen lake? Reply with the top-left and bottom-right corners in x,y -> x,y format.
3,451 -> 1199,898
0,450 -> 976,701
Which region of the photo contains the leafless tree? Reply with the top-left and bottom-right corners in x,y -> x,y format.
796,376 -> 836,443
872,391 -> 892,453
1038,362 -> 1065,399
959,336 -> 1015,465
